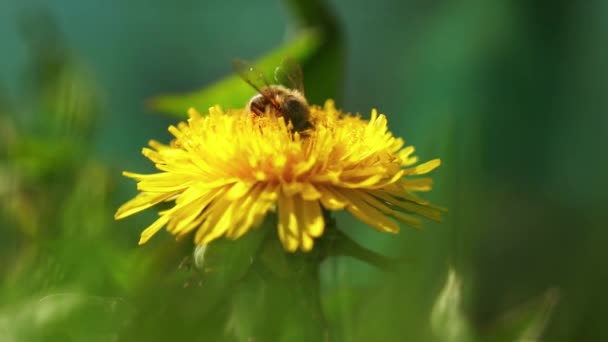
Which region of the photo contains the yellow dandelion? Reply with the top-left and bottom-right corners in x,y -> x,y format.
115,100 -> 442,252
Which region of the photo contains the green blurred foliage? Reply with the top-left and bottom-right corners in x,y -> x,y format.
0,0 -> 607,341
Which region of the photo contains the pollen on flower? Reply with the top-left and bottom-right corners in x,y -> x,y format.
114,100 -> 443,252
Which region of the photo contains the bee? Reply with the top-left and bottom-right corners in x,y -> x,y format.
233,58 -> 312,132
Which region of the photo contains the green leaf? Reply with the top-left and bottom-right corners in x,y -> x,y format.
430,268 -> 475,342
149,30 -> 322,118
482,289 -> 559,342
0,293 -> 134,341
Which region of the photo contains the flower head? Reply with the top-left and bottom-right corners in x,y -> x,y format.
115,100 -> 442,252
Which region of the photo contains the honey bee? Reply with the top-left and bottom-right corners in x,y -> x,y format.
233,58 -> 312,132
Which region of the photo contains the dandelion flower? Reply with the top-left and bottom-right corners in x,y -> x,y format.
115,100 -> 442,252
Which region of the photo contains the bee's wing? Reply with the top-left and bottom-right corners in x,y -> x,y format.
232,58 -> 272,95
274,58 -> 305,94
232,58 -> 282,111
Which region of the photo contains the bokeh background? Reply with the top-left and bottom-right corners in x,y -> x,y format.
1,0 -> 607,341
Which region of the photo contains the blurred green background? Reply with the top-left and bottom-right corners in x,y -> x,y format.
1,0 -> 607,341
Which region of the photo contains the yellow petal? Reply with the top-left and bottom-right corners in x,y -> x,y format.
225,182 -> 252,200
318,185 -> 348,210
194,199 -> 232,244
114,191 -> 180,220
346,192 -> 400,233
301,183 -> 322,200
411,159 -> 441,175
399,178 -> 434,192
301,232 -> 314,252
201,203 -> 235,244
225,183 -> 264,239
301,199 -> 324,238
277,221 -> 299,252
278,190 -> 299,239
278,191 -> 300,251
372,190 -> 443,221
138,214 -> 170,245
